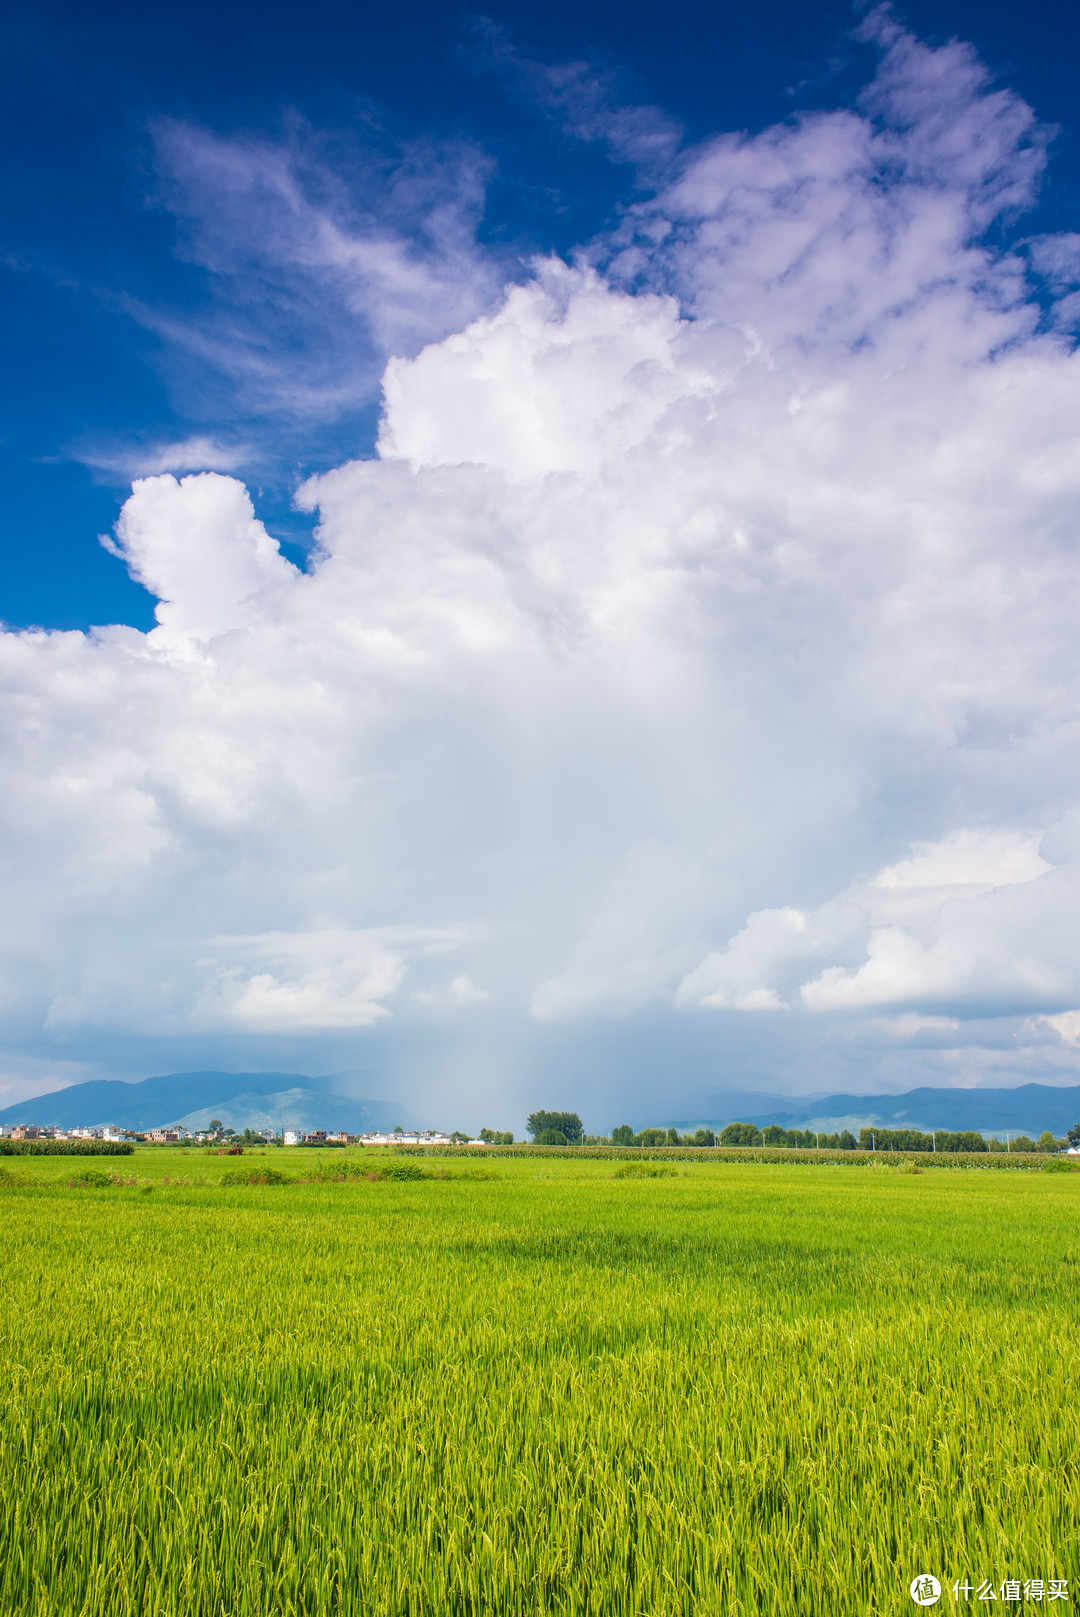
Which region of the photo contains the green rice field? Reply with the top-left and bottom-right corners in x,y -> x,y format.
1,1149 -> 1077,1615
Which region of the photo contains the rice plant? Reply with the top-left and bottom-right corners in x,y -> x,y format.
0,1154 -> 1076,1614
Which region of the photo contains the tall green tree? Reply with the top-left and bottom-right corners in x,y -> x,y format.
527,1111 -> 584,1144
720,1122 -> 760,1146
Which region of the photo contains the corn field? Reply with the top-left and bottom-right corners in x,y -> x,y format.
1,1152 -> 1077,1615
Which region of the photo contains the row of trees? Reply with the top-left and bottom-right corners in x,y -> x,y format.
718,1122 -> 853,1149
611,1125 -> 719,1148
519,1111 -> 1077,1152
526,1115 -> 827,1149
527,1117 -> 721,1148
570,1123 -> 848,1149
856,1126 -> 1065,1153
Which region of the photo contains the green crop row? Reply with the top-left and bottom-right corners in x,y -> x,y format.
394,1141 -> 1058,1168
0,1138 -> 134,1156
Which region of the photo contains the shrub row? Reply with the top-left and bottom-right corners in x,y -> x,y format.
219,1160 -> 500,1186
0,1140 -> 134,1157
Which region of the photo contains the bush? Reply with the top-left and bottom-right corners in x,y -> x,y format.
218,1159 -> 499,1187
368,1161 -> 431,1182
220,1167 -> 294,1186
535,1130 -> 568,1146
437,1167 -> 500,1181
68,1168 -> 115,1188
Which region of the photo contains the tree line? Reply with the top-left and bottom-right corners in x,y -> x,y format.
509,1112 -> 1076,1152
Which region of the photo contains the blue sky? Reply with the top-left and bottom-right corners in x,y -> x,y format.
4,0 -> 1080,1124
4,0 -> 1079,629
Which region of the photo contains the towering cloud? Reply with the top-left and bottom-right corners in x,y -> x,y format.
4,15 -> 1080,1113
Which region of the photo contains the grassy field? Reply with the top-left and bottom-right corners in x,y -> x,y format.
0,1149 -> 1077,1615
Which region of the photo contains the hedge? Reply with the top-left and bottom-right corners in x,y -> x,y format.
0,1140 -> 135,1157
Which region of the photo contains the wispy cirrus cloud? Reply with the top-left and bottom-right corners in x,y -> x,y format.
127,116 -> 511,439
463,17 -> 684,176
77,435 -> 252,480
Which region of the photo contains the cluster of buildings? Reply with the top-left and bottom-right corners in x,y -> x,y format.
282,1129 -> 485,1147
1,1124 -> 491,1147
0,1124 -> 259,1145
0,1124 -> 128,1142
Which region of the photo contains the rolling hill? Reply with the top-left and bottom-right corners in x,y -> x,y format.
0,1071 -> 414,1135
666,1082 -> 1080,1137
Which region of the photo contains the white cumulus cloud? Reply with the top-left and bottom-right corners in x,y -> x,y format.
106,473 -> 299,645
4,16 -> 1080,1111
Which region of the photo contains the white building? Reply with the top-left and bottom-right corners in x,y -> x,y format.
357,1130 -> 454,1146
283,1131 -> 304,1146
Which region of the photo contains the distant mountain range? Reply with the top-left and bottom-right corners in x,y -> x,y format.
0,1071 -> 415,1135
665,1083 -> 1080,1137
4,1070 -> 1079,1139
